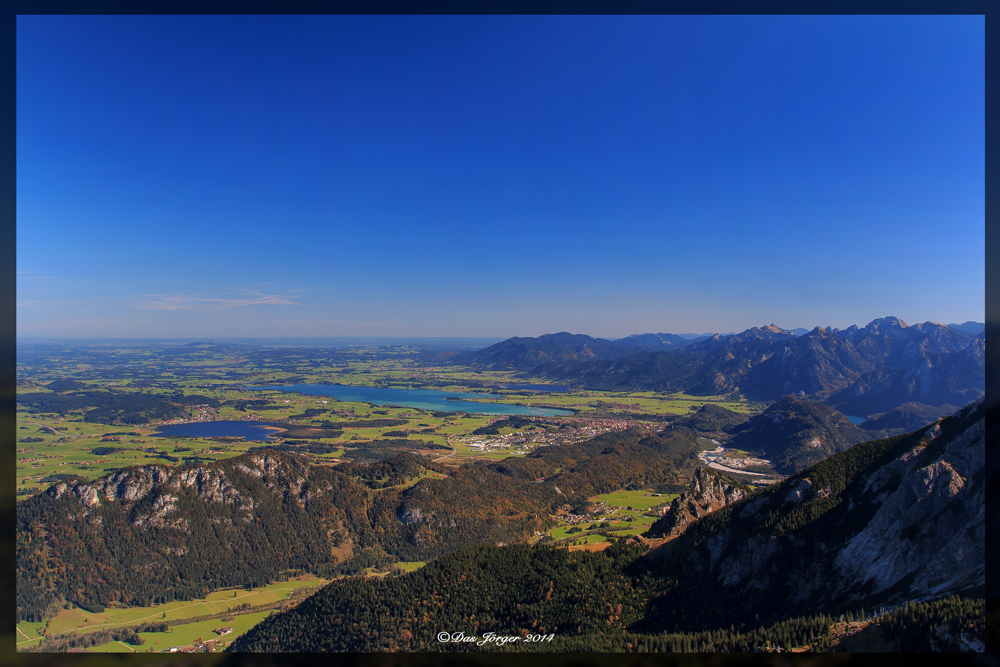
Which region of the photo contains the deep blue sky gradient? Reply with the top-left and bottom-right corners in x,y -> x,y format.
17,16 -> 985,338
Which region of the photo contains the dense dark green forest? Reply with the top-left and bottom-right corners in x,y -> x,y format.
230,538 -> 983,653
342,438 -> 449,462
472,415 -> 538,435
231,542 -> 653,651
17,390 -> 191,424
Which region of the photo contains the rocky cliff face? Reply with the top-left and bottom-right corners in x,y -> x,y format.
17,450 -> 396,622
648,398 -> 985,617
830,409 -> 984,601
646,467 -> 748,540
45,451 -> 316,526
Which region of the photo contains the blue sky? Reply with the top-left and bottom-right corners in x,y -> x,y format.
16,15 -> 984,339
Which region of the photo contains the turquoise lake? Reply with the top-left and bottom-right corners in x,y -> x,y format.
251,384 -> 573,416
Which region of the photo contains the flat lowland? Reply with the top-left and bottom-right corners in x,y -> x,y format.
88,610 -> 273,653
393,561 -> 426,572
541,489 -> 679,547
479,390 -> 752,417
16,576 -> 328,651
588,489 -> 676,511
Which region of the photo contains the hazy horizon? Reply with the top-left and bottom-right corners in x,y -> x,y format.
17,16 -> 984,339
14,315 -> 985,345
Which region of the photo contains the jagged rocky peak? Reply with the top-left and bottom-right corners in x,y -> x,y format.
646,467 -> 748,541
43,449 -> 307,510
760,324 -> 791,334
864,316 -> 910,335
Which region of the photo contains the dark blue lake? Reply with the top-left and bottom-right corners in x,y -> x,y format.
251,384 -> 573,416
845,415 -> 867,425
152,421 -> 283,441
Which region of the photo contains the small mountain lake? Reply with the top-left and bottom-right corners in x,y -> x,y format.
152,420 -> 283,441
845,415 -> 867,425
250,384 -> 573,416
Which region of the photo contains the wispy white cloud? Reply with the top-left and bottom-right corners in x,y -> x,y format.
131,289 -> 305,310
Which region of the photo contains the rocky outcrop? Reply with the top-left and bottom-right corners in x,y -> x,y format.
18,449 -> 399,623
42,451 -> 319,525
646,467 -> 748,539
650,398 -> 985,615
831,407 -> 984,601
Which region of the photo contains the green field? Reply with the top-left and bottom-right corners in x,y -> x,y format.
589,489 -> 677,511
537,488 -> 679,547
431,388 -> 754,417
393,561 -> 427,572
89,610 -> 273,653
16,576 -> 328,651
362,560 -> 429,578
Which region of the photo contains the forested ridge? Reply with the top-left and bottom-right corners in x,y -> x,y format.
725,395 -> 873,473
17,390 -> 192,425
230,537 -> 983,653
17,426 -> 701,623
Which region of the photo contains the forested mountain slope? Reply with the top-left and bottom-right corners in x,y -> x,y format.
611,332 -> 712,352
641,398 -> 984,630
17,426 -> 703,623
725,395 -> 871,474
229,399 -> 984,653
453,332 -> 637,370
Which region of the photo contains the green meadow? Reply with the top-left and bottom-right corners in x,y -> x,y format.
90,610 -> 273,653
16,576 -> 328,651
589,489 -> 677,511
538,488 -> 679,547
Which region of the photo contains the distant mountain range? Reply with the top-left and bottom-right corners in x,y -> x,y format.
455,318 -> 984,419
948,321 -> 985,335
